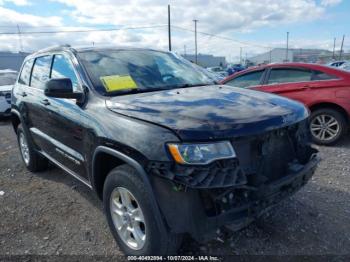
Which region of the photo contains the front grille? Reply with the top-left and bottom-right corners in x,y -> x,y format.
258,130 -> 295,181
232,119 -> 311,184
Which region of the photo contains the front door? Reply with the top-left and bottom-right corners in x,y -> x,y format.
224,69 -> 266,89
42,53 -> 87,177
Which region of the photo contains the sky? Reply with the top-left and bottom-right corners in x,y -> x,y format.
0,0 -> 349,62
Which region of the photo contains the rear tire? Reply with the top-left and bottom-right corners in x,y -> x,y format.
310,108 -> 347,145
103,164 -> 182,255
17,124 -> 48,172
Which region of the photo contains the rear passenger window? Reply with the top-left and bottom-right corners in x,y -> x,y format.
268,68 -> 312,84
18,59 -> 34,85
312,70 -> 339,81
31,56 -> 52,89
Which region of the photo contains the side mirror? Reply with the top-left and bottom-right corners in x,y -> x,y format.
44,78 -> 84,100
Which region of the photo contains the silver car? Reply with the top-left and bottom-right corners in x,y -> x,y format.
0,70 -> 17,117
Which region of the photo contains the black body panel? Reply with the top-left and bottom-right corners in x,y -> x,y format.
11,46 -> 319,242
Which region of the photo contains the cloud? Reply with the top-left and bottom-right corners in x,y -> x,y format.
0,0 -> 345,61
321,0 -> 342,6
0,6 -> 62,27
0,0 -> 31,6
53,0 -> 326,34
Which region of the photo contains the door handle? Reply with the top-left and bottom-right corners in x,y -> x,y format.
300,85 -> 310,90
40,99 -> 50,106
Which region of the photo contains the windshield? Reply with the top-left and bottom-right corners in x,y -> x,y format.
78,49 -> 215,95
0,72 -> 17,86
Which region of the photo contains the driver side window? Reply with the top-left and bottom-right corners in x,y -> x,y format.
51,54 -> 80,92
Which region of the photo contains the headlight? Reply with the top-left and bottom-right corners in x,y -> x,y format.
167,141 -> 236,165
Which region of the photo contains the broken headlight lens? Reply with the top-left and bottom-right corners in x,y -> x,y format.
167,141 -> 236,165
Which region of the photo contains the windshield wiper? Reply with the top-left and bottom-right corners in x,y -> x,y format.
105,83 -> 215,96
165,83 -> 214,90
105,87 -> 173,96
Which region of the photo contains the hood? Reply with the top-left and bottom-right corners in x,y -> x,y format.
106,85 -> 308,141
0,85 -> 13,92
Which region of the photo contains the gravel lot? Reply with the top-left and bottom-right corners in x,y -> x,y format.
0,118 -> 350,257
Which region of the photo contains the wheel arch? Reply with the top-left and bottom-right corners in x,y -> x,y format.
92,146 -> 150,200
11,109 -> 21,133
309,102 -> 349,124
92,146 -> 167,237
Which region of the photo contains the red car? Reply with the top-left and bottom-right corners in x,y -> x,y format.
221,63 -> 350,145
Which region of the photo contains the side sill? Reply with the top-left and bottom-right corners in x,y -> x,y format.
40,150 -> 92,189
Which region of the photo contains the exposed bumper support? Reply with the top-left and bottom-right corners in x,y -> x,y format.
151,154 -> 320,242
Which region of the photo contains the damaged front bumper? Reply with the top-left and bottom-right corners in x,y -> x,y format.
149,154 -> 320,242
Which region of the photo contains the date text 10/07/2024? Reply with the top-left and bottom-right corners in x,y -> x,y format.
127,256 -> 220,261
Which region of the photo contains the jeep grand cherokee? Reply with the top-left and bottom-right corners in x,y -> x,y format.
11,45 -> 319,255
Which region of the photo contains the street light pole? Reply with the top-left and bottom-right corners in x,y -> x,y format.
339,35 -> 345,60
332,37 -> 336,60
17,24 -> 23,52
168,4 -> 171,51
193,19 -> 198,64
240,47 -> 242,64
286,32 -> 289,62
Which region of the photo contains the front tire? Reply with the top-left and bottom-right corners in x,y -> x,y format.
310,108 -> 347,145
103,164 -> 181,255
17,124 -> 48,172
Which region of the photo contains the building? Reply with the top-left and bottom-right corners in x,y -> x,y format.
182,54 -> 227,68
249,48 -> 333,65
0,52 -> 30,71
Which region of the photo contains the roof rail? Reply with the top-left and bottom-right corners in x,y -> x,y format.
35,44 -> 72,54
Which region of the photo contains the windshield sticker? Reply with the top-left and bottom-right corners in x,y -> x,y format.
100,75 -> 137,92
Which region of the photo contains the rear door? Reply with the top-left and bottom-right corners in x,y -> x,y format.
25,55 -> 55,152
258,66 -> 314,104
13,58 -> 34,119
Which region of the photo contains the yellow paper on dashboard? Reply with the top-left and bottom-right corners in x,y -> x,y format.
100,75 -> 137,92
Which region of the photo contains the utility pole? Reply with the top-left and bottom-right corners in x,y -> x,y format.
193,19 -> 198,64
240,47 -> 242,64
332,37 -> 336,60
168,5 -> 172,51
286,32 -> 289,62
17,24 -> 23,52
184,45 -> 187,56
269,49 -> 272,63
339,35 -> 345,60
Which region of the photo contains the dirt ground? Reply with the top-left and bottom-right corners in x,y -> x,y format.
0,118 -> 350,258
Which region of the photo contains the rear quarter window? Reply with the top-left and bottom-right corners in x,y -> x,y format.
312,70 -> 339,81
18,59 -> 34,85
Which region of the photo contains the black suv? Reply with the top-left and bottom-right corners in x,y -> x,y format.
11,46 -> 319,255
